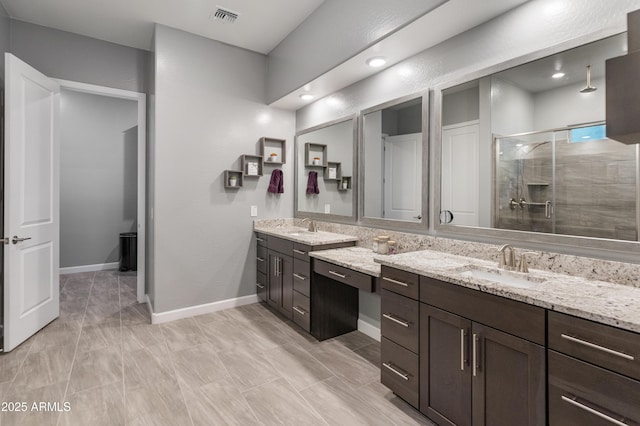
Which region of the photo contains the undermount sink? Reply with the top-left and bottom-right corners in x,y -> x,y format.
455,265 -> 545,289
287,229 -> 314,236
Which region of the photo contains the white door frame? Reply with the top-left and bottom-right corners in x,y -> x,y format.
54,79 -> 146,303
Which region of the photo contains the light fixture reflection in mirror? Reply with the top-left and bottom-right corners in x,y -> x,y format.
362,97 -> 423,222
438,32 -> 639,243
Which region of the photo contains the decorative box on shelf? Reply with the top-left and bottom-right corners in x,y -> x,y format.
338,176 -> 352,191
241,154 -> 263,177
224,170 -> 243,189
324,162 -> 342,180
305,143 -> 328,167
260,137 -> 286,165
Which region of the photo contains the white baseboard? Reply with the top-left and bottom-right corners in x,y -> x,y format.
358,319 -> 381,342
60,262 -> 119,275
148,294 -> 260,325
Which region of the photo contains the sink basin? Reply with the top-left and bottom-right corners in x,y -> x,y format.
287,229 -> 314,236
455,265 -> 545,289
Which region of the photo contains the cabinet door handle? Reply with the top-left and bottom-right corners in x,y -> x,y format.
256,283 -> 265,289
382,362 -> 409,381
460,329 -> 467,371
328,270 -> 346,279
256,237 -> 265,242
293,273 -> 307,281
560,334 -> 635,361
382,313 -> 409,327
382,277 -> 409,287
472,333 -> 479,377
293,306 -> 307,316
256,257 -> 265,262
293,249 -> 306,255
561,395 -> 628,426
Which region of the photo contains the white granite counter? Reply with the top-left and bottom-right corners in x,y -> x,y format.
309,247 -> 382,277
376,250 -> 640,334
254,224 -> 358,246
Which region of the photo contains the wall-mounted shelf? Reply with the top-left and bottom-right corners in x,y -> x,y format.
305,143 -> 328,167
337,176 -> 352,191
261,137 -> 286,165
241,154 -> 263,177
224,170 -> 243,189
324,162 -> 342,180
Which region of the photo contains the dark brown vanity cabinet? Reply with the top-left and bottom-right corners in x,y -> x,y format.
266,237 -> 294,318
548,312 -> 640,425
255,233 -> 268,302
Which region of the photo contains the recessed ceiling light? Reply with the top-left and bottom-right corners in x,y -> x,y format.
552,72 -> 565,79
515,143 -> 523,147
299,94 -> 314,101
366,57 -> 386,68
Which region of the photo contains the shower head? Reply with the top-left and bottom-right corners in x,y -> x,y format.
580,65 -> 597,93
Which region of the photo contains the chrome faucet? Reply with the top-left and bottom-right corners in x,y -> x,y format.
301,218 -> 318,232
497,244 -> 516,270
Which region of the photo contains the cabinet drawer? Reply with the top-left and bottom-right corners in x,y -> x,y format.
268,236 -> 293,255
314,259 -> 373,292
381,266 -> 419,300
256,246 -> 267,274
292,291 -> 310,332
381,337 -> 419,408
549,311 -> 640,381
549,350 -> 640,425
293,259 -> 311,297
421,276 -> 545,345
255,232 -> 267,247
381,289 -> 419,353
257,271 -> 267,302
293,243 -> 312,261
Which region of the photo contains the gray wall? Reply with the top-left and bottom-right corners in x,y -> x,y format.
295,0 -> 640,331
266,0 -> 447,103
10,20 -> 147,93
152,25 -> 295,313
443,86 -> 479,126
0,6 -> 9,80
60,89 -> 138,268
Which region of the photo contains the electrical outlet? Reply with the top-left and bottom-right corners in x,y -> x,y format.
250,205 -> 258,217
324,204 -> 331,214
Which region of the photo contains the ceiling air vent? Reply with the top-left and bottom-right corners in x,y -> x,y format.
211,6 -> 239,23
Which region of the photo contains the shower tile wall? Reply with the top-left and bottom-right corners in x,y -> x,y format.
496,137 -> 638,241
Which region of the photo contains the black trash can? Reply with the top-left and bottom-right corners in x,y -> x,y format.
119,232 -> 137,271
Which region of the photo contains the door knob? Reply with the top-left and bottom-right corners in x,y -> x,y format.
12,236 -> 32,244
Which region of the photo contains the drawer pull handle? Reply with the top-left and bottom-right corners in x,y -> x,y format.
472,333 -> 479,377
256,283 -> 265,289
293,306 -> 307,316
328,270 -> 347,279
293,273 -> 307,281
382,277 -> 409,287
561,395 -> 628,426
382,362 -> 409,381
293,249 -> 307,255
560,334 -> 635,361
382,313 -> 409,327
256,257 -> 265,262
460,329 -> 467,371
256,237 -> 265,242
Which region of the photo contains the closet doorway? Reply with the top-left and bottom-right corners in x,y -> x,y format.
57,79 -> 146,303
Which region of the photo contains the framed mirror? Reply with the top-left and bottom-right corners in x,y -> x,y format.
434,32 -> 640,256
294,115 -> 357,222
359,91 -> 429,230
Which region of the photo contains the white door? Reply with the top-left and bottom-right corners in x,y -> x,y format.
4,53 -> 60,352
441,122 -> 479,226
383,133 -> 422,221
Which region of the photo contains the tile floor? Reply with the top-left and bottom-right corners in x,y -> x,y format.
0,270 -> 433,426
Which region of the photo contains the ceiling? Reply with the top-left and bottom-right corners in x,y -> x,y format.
0,0 -> 325,53
495,33 -> 627,93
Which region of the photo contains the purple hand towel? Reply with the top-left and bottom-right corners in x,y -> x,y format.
306,171 -> 319,195
268,169 -> 284,194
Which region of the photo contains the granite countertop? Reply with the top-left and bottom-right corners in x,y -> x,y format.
309,247 -> 382,277
254,225 -> 358,246
376,250 -> 640,334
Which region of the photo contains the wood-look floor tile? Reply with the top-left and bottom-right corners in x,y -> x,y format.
0,343 -> 31,383
193,310 -> 230,326
77,320 -> 122,353
121,324 -> 165,353
171,343 -> 229,389
29,320 -> 81,354
125,379 -> 191,425
1,381 -> 66,426
200,320 -> 258,352
124,345 -> 175,390
242,378 -> 325,425
58,381 -> 125,426
119,288 -> 138,306
59,295 -> 88,321
84,301 -> 121,325
358,381 -> 435,425
301,376 -> 394,426
10,346 -> 75,393
309,341 -> 379,390
354,342 -> 381,367
264,343 -> 333,391
68,346 -> 122,394
120,304 -> 150,326
183,377 -> 258,426
218,346 -> 281,392
329,330 -> 378,351
160,318 -> 208,351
